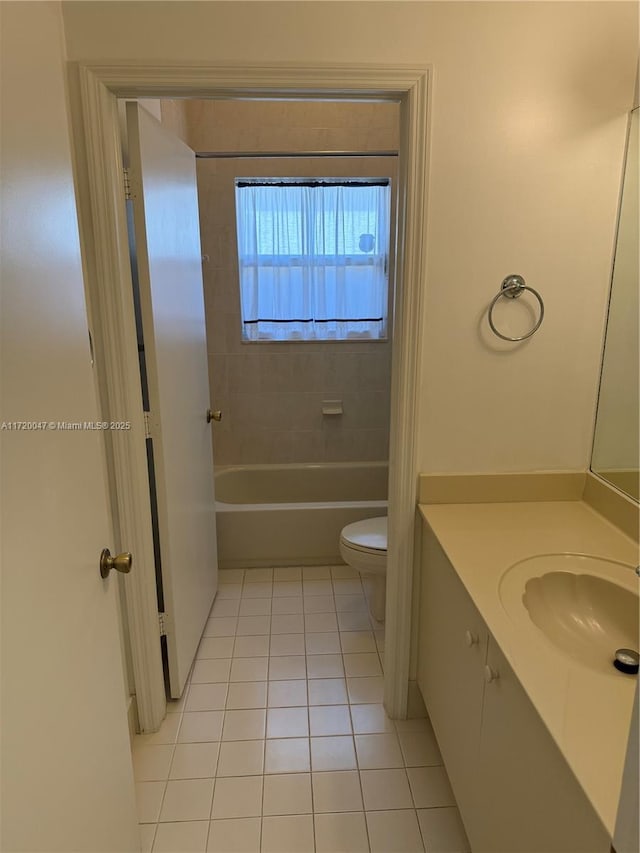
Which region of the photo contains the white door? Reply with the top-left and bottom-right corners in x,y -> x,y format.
0,3 -> 139,851
126,102 -> 218,698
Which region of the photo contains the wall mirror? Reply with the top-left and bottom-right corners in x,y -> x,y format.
591,107 -> 639,501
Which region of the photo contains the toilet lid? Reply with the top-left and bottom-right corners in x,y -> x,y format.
340,516 -> 387,552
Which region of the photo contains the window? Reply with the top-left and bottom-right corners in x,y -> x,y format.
234,179 -> 391,342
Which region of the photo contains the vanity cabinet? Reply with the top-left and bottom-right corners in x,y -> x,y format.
417,522 -> 610,853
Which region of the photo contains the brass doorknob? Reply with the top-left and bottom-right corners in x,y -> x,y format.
207,409 -> 223,423
100,548 -> 133,579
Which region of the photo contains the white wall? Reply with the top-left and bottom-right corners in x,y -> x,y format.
61,0 -> 638,474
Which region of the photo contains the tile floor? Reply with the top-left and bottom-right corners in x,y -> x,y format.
133,566 -> 471,853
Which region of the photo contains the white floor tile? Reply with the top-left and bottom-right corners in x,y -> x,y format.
229,657 -> 269,683
305,632 -> 341,655
269,633 -> 305,656
226,681 -> 267,710
211,598 -> 241,618
178,711 -> 224,743
394,717 -> 433,733
334,594 -> 368,613
417,806 -> 471,852
311,771 -> 363,813
135,563 -> 464,850
197,637 -> 235,659
308,678 -> 348,706
307,654 -> 344,679
309,705 -> 352,737
239,598 -> 272,617
343,653 -> 383,677
136,713 -> 181,746
314,811 -> 369,853
207,817 -> 261,853
191,659 -> 232,684
135,780 -> 166,823
268,679 -> 308,707
271,596 -> 303,614
211,776 -> 263,819
366,809 -> 424,853
407,766 -> 456,808
159,778 -> 214,822
236,615 -> 271,636
355,733 -> 404,769
204,617 -> 238,637
272,581 -> 303,598
169,743 -> 219,780
268,655 -> 306,680
166,690 -> 189,714
398,730 -> 443,767
360,769 -> 413,810
241,582 -> 273,599
222,709 -> 266,741
271,613 -> 305,634
350,704 -> 395,735
303,578 -> 333,596
261,815 -> 314,853
217,739 -> 264,776
152,819 -> 209,852
310,735 -> 356,771
338,611 -> 372,631
264,737 -> 310,773
346,676 -> 384,705
263,773 -> 312,815
304,612 -> 339,633
132,744 -> 174,781
216,583 -> 243,600
267,707 -> 309,739
233,635 -> 270,658
340,631 -> 377,654
332,578 -> 364,595
186,683 -> 228,712
303,595 -> 335,614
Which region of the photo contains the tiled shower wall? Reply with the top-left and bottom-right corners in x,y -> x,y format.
161,100 -> 399,466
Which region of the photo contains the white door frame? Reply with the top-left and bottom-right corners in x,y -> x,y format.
69,61 -> 432,723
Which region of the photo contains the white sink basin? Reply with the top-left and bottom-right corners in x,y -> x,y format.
499,554 -> 639,674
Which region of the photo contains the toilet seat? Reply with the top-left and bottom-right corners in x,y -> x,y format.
339,516 -> 387,574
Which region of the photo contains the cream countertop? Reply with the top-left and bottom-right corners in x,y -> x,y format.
418,499 -> 638,838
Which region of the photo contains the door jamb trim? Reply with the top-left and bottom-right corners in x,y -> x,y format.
69,61 -> 432,726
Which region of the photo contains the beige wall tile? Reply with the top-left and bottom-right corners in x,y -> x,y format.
190,103 -> 397,465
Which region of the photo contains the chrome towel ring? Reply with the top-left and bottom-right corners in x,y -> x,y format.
488,275 -> 544,341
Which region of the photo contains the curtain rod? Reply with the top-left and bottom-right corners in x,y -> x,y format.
195,150 -> 398,160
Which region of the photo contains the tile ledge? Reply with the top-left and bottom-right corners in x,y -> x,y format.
418,471 -> 586,505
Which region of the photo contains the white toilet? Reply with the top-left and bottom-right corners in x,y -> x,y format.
339,516 -> 387,622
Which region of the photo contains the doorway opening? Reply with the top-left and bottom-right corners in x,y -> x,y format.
70,63 -> 431,731
121,95 -> 400,710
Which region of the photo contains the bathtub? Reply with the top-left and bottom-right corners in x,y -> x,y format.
215,462 -> 388,569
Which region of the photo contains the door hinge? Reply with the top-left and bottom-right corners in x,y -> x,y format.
123,167 -> 133,201
143,410 -> 152,439
158,612 -> 167,637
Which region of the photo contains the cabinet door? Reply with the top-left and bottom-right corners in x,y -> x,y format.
417,524 -> 487,830
475,638 -> 610,853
